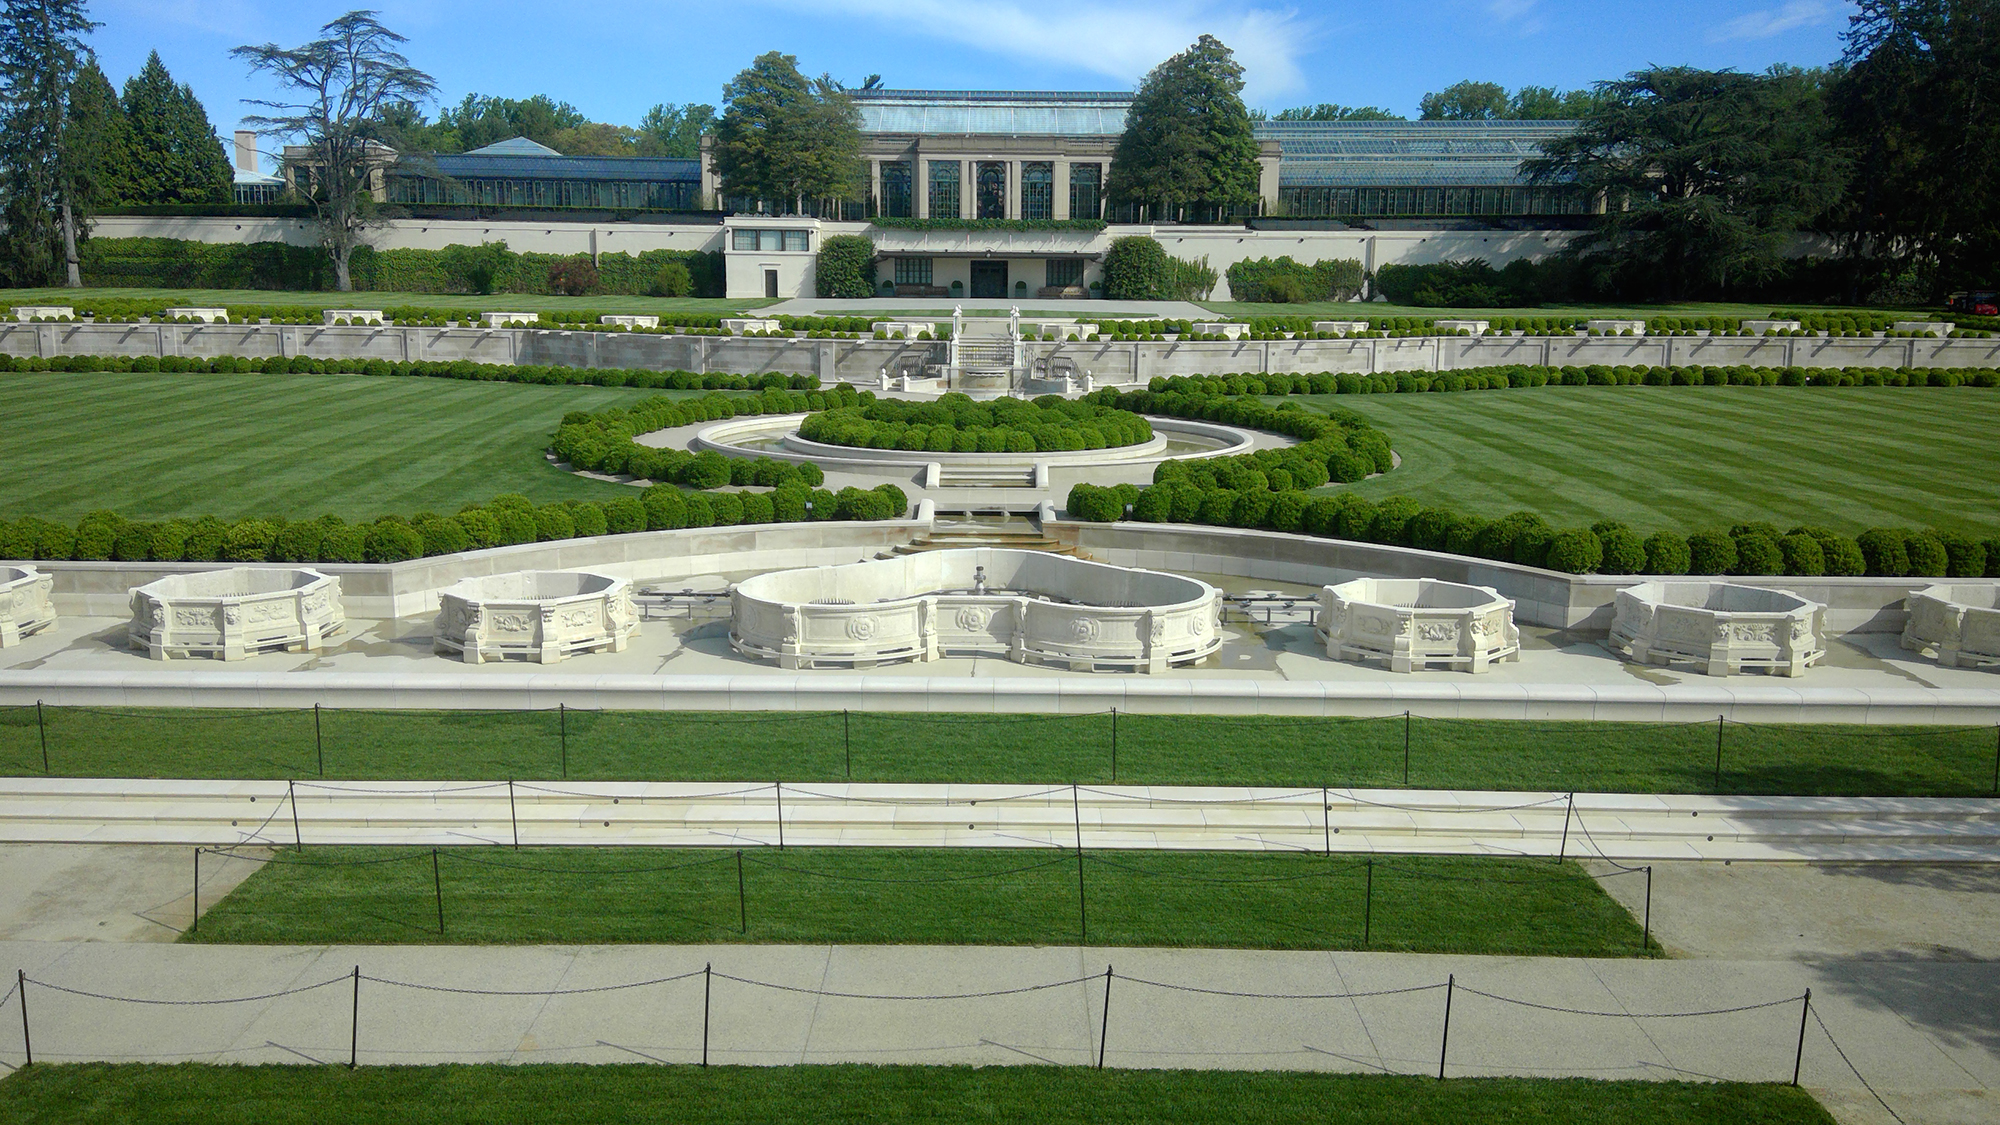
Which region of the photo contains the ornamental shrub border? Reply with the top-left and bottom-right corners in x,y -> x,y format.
1088,387 -> 1395,493
1144,363 -> 2000,396
1,479 -> 913,568
551,388 -> 855,485
797,394 -> 1154,454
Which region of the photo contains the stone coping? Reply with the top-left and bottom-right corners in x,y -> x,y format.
693,413 -> 1254,470
442,571 -> 623,600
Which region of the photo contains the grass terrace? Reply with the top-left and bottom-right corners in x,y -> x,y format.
0,286 -> 774,316
1197,298 -> 1920,323
0,1066 -> 1839,1125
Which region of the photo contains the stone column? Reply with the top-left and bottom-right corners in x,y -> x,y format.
1053,159 -> 1071,221
915,156 -> 930,219
1005,161 -> 1021,221
870,160 -> 883,217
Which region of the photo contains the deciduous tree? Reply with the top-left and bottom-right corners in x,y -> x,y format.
710,52 -> 862,214
637,101 -> 712,159
1108,35 -> 1262,221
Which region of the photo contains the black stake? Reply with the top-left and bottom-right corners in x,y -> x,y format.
1322,786 -> 1331,857
843,709 -> 851,778
1438,973 -> 1454,1080
191,848 -> 200,934
314,703 -> 323,777
1714,715 -> 1725,792
1793,989 -> 1811,1086
1992,724 -> 1998,795
1557,792 -> 1573,863
736,850 -> 747,934
702,962 -> 712,1067
16,968 -> 29,1066
1363,858 -> 1373,946
559,703 -> 568,779
1096,960 -> 1112,1064
349,965 -> 360,1069
774,782 -> 784,849
1073,782 -> 1088,944
288,780 -> 303,851
432,848 -> 444,934
1642,866 -> 1653,953
508,779 -> 519,850
1402,711 -> 1411,786
36,700 -> 48,774
1110,708 -> 1118,781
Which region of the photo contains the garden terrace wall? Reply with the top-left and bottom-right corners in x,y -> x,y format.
5,323 -> 1999,384
1042,519 -> 1947,635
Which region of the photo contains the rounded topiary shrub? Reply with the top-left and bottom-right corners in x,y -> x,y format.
1366,497 -> 1424,545
1730,533 -> 1783,576
603,497 -> 647,535
1777,532 -> 1826,576
1543,528 -> 1604,574
318,524 -> 368,563
1686,530 -> 1738,575
1133,486 -> 1173,523
534,505 -> 577,542
1642,532 -> 1691,575
1933,531 -> 1987,578
1598,527 -> 1648,574
416,518 -> 473,557
1903,532 -> 1948,577
363,521 -> 424,563
1855,528 -> 1910,577
220,520 -> 278,563
567,501 -> 609,538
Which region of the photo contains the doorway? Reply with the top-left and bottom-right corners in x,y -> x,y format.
764,269 -> 779,298
970,260 -> 1008,299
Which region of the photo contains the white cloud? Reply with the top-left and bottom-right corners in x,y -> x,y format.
1484,0 -> 1545,36
1708,0 -> 1834,42
769,0 -> 1317,100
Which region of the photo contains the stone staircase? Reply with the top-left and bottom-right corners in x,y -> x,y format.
888,525 -> 1084,558
953,337 -> 1014,372
933,465 -> 1038,489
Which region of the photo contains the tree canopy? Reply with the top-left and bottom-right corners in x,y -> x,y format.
0,0 -> 98,286
1258,103 -> 1403,121
636,102 -> 713,159
1108,35 -> 1263,220
1525,66 -> 1846,299
710,51 -> 862,213
120,51 -> 229,204
1420,80 -> 1602,120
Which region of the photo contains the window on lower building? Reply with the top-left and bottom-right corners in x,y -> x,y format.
1068,163 -> 1101,220
929,161 -> 960,219
1021,162 -> 1053,221
733,229 -> 811,251
1045,259 -> 1083,289
976,161 -> 1006,220
783,230 -> 809,252
894,258 -> 933,286
880,160 -> 913,218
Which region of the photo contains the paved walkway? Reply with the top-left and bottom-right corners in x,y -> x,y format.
2,779 -> 1994,863
0,940 -> 1990,1122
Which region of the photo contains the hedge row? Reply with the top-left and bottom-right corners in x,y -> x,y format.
1066,484 -> 2000,579
798,394 -> 1152,454
1,482 -> 913,567
1225,256 -> 1366,304
1093,387 -> 1394,491
550,388 -> 858,485
1145,364 -> 2000,396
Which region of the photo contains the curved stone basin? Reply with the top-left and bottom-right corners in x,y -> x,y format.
731,548 -> 1221,673
1900,583 -> 2000,670
129,568 -> 343,660
435,570 -> 638,664
1610,581 -> 1825,677
0,565 -> 56,647
1316,578 -> 1519,673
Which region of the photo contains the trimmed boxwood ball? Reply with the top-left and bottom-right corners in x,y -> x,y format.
1543,528 -> 1604,574
1856,528 -> 1910,577
1643,532 -> 1691,575
1904,531 -> 1948,577
603,497 -> 646,535
221,520 -> 279,562
416,517 -> 473,557
1932,531 -> 1987,578
1686,530 -> 1738,575
1598,527 -> 1648,575
1730,532 -> 1783,576
1267,492 -> 1308,533
319,524 -> 368,563
1778,532 -> 1826,576
1367,497 -> 1424,545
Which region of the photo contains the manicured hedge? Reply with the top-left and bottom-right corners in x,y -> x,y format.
1145,364 -> 2000,396
551,389 -> 843,486
1099,386 -> 1391,490
798,393 -> 1154,454
1,480 -> 914,568
1225,256 -> 1365,303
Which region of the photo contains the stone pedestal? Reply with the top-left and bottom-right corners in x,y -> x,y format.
1317,578 -> 1519,673
0,566 -> 56,647
129,569 -> 344,660
434,571 -> 638,664
1609,582 -> 1825,677
1901,584 -> 2000,669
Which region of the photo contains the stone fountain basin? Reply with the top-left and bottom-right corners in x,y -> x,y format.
1901,583 -> 2000,670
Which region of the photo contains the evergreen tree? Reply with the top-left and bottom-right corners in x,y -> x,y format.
0,0 -> 98,286
710,52 -> 862,213
1107,35 -> 1262,222
121,51 -> 228,204
62,55 -> 127,208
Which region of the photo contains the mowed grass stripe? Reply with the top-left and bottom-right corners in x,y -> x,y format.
0,373 -> 667,521
1311,387 -> 2000,534
0,285 -> 773,314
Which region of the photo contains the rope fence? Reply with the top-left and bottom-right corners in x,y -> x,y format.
2,703 -> 1995,797
0,959 -> 1838,1086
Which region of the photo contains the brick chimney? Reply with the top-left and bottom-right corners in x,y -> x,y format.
234,130 -> 258,173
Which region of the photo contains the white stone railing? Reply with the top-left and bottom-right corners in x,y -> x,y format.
1609,582 -> 1825,677
730,549 -> 1221,673
434,571 -> 638,664
128,568 -> 343,660
1901,584 -> 2000,670
1316,578 -> 1519,673
0,566 -> 56,647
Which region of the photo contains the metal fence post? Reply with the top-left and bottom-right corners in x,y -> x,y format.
1643,866 -> 1653,952
432,848 -> 444,934
774,781 -> 784,849
37,700 -> 49,774
1403,711 -> 1411,785
1110,707 -> 1118,781
16,969 -> 29,1066
843,709 -> 851,778
349,965 -> 360,1069
1363,858 -> 1373,947
1097,965 -> 1113,1069
559,703 -> 568,780
736,850 -> 747,934
1073,782 -> 1088,944
1322,786 -> 1331,856
1714,715 -> 1725,791
191,848 -> 200,934
288,779 -> 303,850
1438,973 -> 1454,1080
314,702 -> 323,777
508,779 -> 520,850
702,962 -> 712,1067
1793,989 -> 1811,1086
1557,792 -> 1573,863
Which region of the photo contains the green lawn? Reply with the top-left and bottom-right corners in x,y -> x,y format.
1200,298 -> 1902,321
0,286 -> 773,315
0,1065 -> 1837,1125
0,372 -> 683,522
184,847 -> 1650,956
1301,386 -> 2000,537
4,708 -> 1993,798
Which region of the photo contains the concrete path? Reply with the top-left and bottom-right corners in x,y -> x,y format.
0,940 -> 1990,1123
1,779 -> 1994,863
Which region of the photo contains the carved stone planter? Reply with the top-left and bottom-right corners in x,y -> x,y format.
1901,584 -> 2000,670
1316,578 -> 1519,673
730,549 -> 1221,673
129,568 -> 344,660
0,565 -> 56,647
1609,582 -> 1825,677
434,571 -> 638,664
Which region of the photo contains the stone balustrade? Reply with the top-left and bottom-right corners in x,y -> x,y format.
1900,584 -> 2000,670
481,312 -> 540,327
434,571 -> 638,664
0,566 -> 56,647
1190,322 -> 1247,339
730,549 -> 1221,673
1894,321 -> 1952,337
164,307 -> 229,322
1435,320 -> 1489,336
722,318 -> 780,334
128,568 -> 344,660
1316,578 -> 1519,673
10,306 -> 72,321
1742,319 -> 1802,335
1609,582 -> 1825,677
322,309 -> 384,325
1586,319 -> 1646,334
599,315 -> 659,329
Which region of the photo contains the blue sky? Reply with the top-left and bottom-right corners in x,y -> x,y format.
96,0 -> 1855,144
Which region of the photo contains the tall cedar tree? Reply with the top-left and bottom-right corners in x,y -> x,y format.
233,11 -> 436,291
63,56 -> 129,209
710,52 -> 862,213
1108,35 -> 1262,221
0,0 -> 96,286
1833,0 -> 2000,292
120,51 -> 229,204
1524,66 -> 1845,300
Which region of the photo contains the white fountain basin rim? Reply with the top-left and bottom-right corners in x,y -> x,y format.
440,571 -> 623,601
1324,577 -> 1509,611
1910,583 -> 2000,612
136,568 -> 331,599
1620,581 -> 1817,614
734,548 -> 1216,611
691,413 -> 1258,468
1,565 -> 45,584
